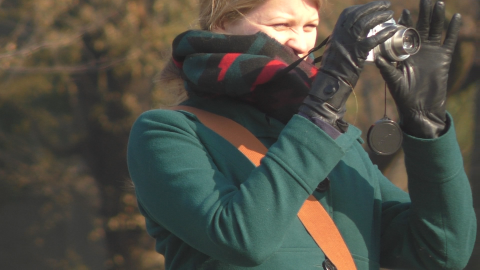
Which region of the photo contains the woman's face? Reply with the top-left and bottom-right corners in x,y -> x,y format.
214,0 -> 319,58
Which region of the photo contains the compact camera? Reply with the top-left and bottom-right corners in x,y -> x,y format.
366,19 -> 421,62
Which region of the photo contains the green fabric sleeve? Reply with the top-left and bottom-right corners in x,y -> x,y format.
379,115 -> 476,269
127,111 -> 348,266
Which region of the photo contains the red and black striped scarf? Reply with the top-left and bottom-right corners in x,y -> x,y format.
171,30 -> 319,123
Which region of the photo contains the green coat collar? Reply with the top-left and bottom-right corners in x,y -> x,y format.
181,94 -> 364,148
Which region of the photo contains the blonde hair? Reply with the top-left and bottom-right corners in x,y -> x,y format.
157,0 -> 324,107
199,0 -> 324,31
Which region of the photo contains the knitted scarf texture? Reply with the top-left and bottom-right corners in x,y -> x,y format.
171,30 -> 318,123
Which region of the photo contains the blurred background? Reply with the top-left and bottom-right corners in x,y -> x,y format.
0,0 -> 478,269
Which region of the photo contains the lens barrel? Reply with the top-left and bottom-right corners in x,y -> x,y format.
366,19 -> 421,62
402,29 -> 420,54
379,26 -> 421,61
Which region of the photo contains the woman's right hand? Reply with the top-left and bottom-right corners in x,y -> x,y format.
319,1 -> 396,87
300,1 -> 397,132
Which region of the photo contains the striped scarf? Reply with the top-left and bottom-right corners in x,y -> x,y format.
171,30 -> 318,123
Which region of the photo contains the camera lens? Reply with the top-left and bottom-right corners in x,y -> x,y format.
403,29 -> 420,55
403,36 -> 414,50
366,20 -> 421,62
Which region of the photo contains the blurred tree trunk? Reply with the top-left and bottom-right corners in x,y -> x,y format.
72,68 -> 141,269
70,31 -> 149,269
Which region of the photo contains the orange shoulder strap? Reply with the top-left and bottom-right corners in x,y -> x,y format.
171,105 -> 356,270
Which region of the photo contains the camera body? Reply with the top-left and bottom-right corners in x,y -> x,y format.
366,19 -> 421,62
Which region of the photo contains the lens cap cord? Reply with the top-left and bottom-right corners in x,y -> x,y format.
367,80 -> 403,155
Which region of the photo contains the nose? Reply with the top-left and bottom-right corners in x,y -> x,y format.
286,28 -> 309,58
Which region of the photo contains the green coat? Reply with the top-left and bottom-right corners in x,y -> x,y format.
127,95 -> 476,269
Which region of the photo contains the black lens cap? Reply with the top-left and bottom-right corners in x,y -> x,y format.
367,117 -> 403,155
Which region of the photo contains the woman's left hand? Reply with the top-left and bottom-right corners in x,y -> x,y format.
375,0 -> 462,138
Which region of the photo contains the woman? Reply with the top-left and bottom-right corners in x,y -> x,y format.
127,0 -> 476,269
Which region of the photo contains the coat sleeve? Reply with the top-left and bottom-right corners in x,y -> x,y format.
378,115 -> 476,269
127,110 -> 347,266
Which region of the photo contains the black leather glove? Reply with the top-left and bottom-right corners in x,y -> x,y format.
375,0 -> 462,138
300,1 -> 398,132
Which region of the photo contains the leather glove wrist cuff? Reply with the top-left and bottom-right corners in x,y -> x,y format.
299,98 -> 349,133
309,72 -> 353,110
299,72 -> 352,133
400,112 -> 447,139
